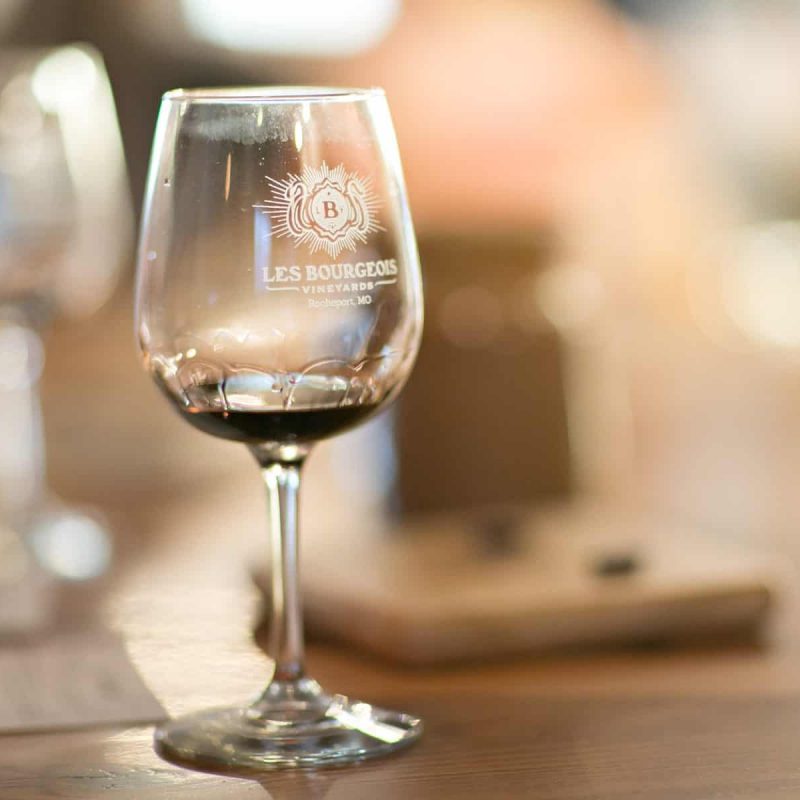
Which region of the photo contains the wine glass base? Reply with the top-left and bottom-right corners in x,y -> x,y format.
154,695 -> 423,771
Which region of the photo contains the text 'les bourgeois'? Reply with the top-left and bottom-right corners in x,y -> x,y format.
262,258 -> 398,285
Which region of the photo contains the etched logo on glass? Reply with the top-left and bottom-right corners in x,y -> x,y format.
258,162 -> 382,258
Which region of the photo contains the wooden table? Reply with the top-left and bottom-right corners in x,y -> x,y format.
4,300 -> 800,798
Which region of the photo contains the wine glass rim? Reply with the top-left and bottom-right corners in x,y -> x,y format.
162,86 -> 386,103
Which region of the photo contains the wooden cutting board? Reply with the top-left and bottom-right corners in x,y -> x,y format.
255,502 -> 780,665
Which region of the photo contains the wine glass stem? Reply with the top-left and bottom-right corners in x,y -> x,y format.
0,318 -> 45,527
261,461 -> 305,683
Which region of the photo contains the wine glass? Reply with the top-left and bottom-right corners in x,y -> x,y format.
0,45 -> 130,592
135,87 -> 424,770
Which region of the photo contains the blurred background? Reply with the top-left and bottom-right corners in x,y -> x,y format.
3,0 -> 800,662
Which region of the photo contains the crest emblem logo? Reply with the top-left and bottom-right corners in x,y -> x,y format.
259,162 -> 382,258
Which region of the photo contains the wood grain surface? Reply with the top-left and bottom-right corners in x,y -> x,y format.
9,694 -> 800,800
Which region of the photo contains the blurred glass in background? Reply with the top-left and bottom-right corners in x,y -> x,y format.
0,43 -> 129,611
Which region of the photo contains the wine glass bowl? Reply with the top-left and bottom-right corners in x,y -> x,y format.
135,86 -> 423,769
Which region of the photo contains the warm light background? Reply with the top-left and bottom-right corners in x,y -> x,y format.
4,0 -> 800,587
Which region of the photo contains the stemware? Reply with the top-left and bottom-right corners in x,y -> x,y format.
0,45 -> 130,590
135,86 -> 424,769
